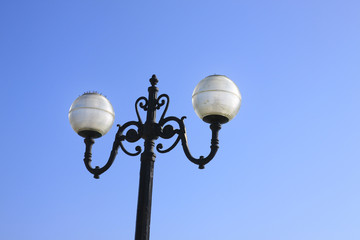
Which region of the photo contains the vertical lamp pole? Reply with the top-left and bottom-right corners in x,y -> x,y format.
135,76 -> 158,239
69,74 -> 241,240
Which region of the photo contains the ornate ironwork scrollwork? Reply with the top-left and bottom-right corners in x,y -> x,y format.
156,94 -> 170,123
117,121 -> 143,156
156,117 -> 181,153
82,74 -> 223,180
135,96 -> 148,124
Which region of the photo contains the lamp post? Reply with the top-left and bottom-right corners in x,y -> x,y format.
68,74 -> 241,240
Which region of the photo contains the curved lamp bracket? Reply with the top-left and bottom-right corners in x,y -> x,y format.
84,120 -> 145,178
83,133 -> 121,179
157,116 -> 221,169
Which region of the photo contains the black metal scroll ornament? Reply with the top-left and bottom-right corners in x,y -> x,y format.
82,74 -> 223,240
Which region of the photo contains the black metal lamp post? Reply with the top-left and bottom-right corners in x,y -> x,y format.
69,74 -> 241,240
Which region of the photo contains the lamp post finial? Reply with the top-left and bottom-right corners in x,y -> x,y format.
149,74 -> 158,86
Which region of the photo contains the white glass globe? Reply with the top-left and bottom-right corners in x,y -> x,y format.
192,75 -> 241,124
69,93 -> 115,138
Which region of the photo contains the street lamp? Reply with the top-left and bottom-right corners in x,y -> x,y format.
69,74 -> 241,240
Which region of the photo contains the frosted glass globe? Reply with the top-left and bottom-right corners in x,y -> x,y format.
192,75 -> 241,124
69,93 -> 115,138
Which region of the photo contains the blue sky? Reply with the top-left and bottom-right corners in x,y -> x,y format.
1,0 -> 360,239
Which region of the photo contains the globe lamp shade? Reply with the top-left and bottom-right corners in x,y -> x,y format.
69,93 -> 115,138
192,75 -> 241,124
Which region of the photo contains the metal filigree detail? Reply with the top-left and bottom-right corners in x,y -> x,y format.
156,121 -> 181,153
156,94 -> 170,123
81,74 -> 223,181
135,97 -> 148,124
117,122 -> 143,156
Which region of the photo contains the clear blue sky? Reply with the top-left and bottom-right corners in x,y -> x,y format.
1,0 -> 360,239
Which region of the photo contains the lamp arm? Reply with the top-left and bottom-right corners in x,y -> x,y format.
158,116 -> 221,169
83,133 -> 122,179
83,120 -> 144,179
180,121 -> 221,169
